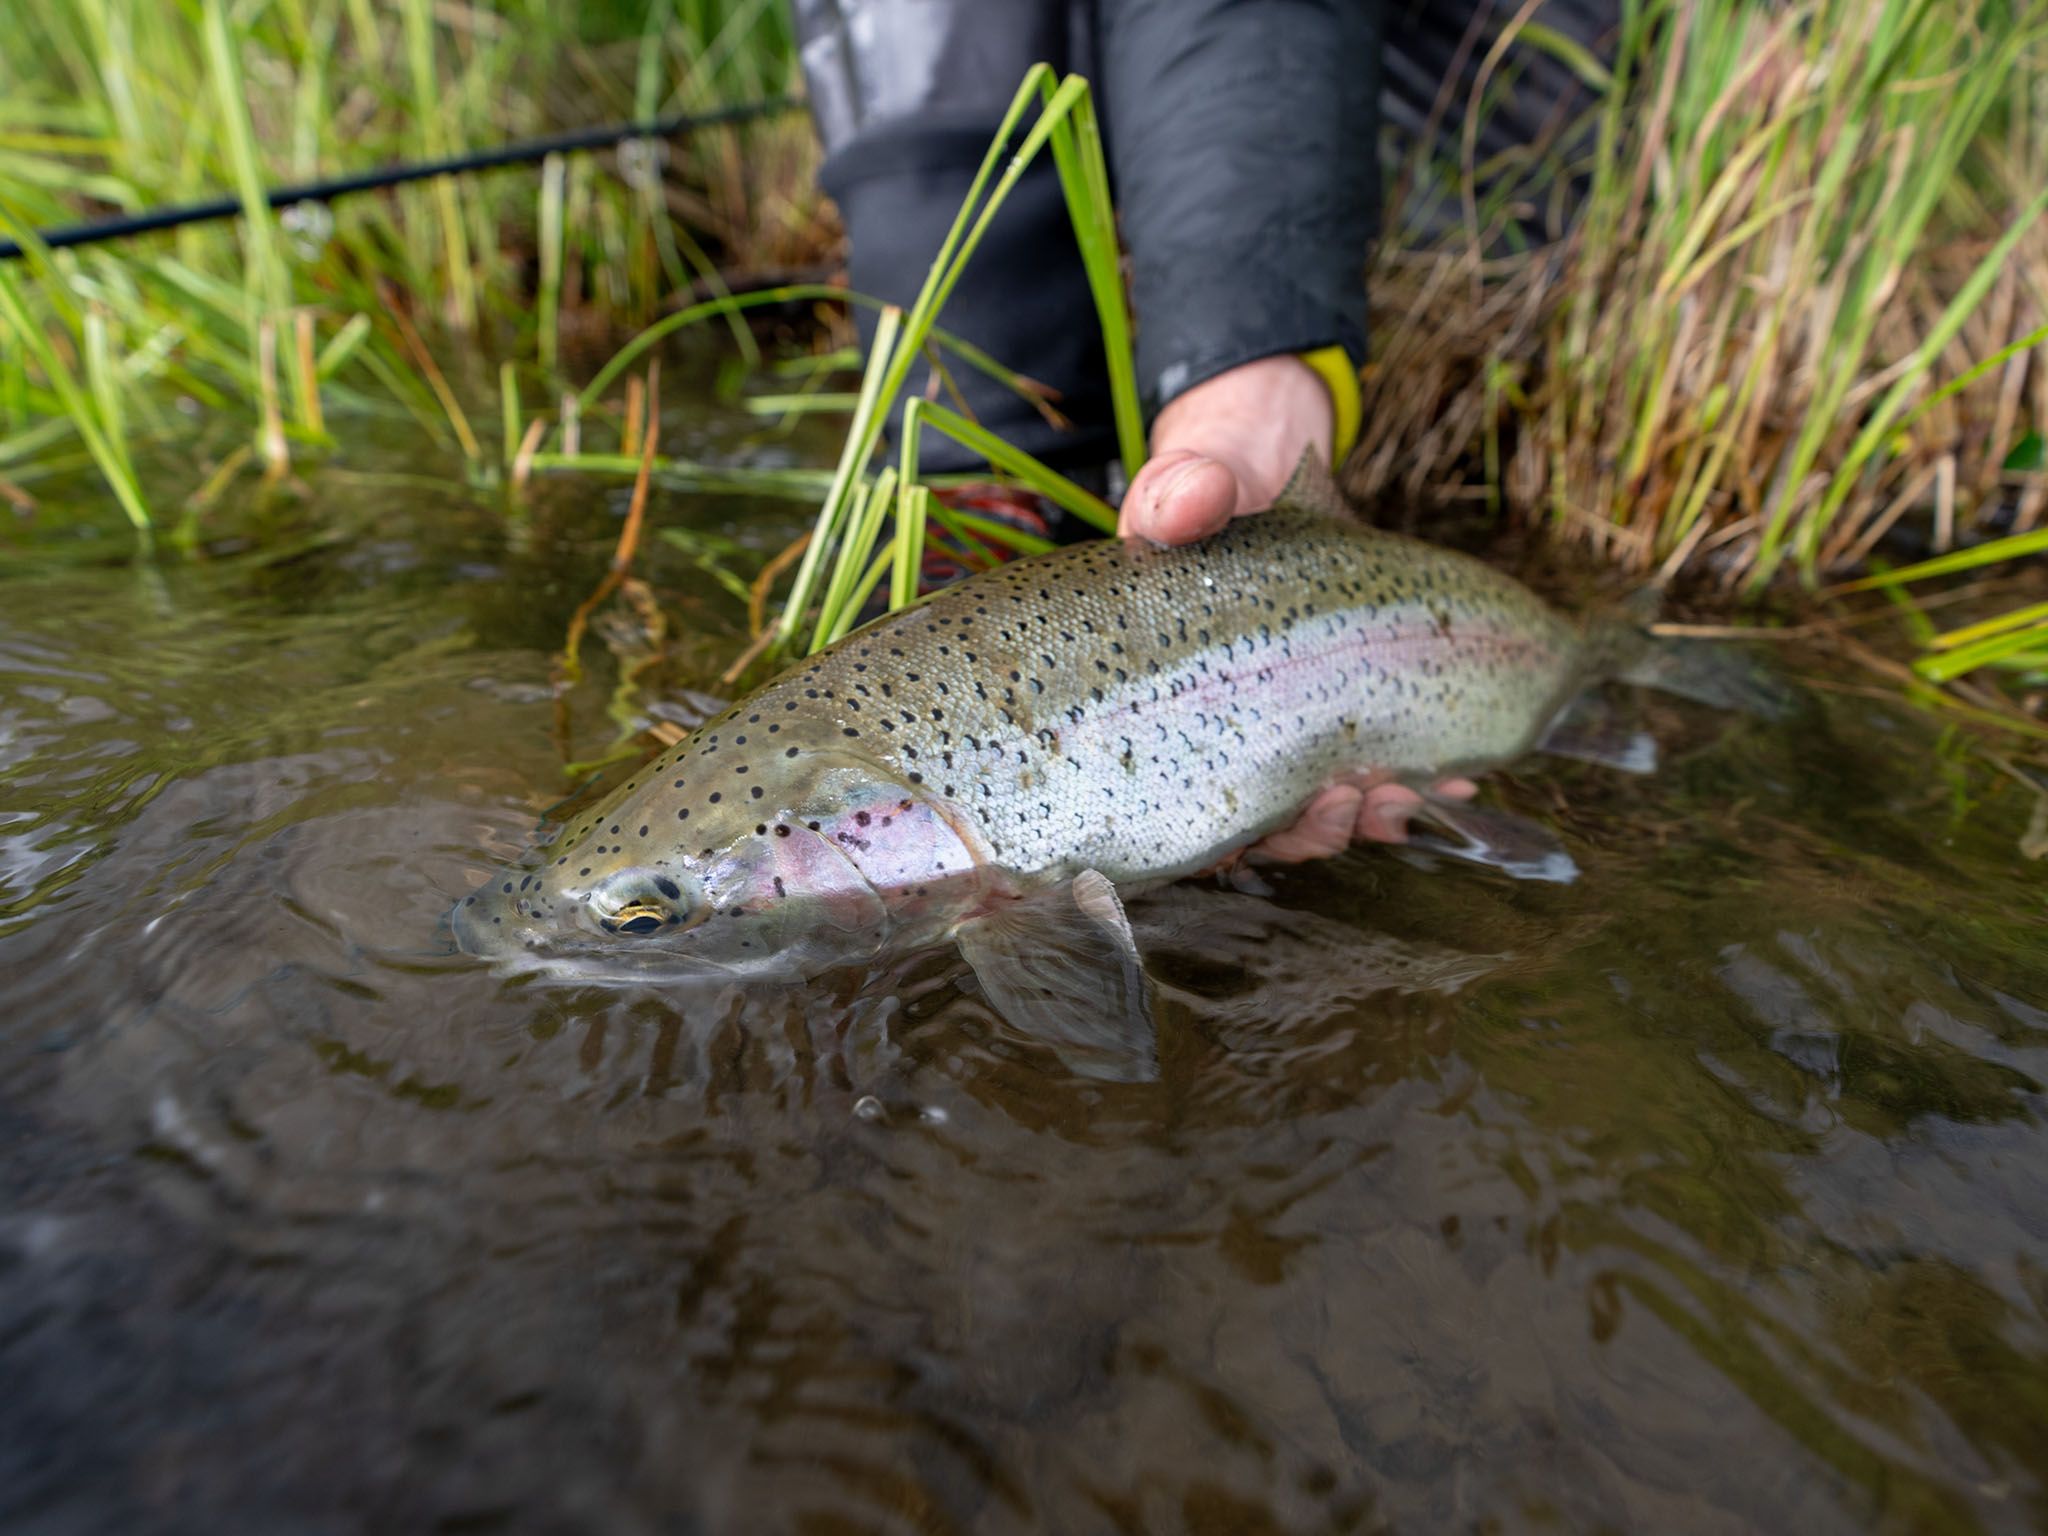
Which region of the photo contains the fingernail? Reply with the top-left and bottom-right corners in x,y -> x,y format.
1153,456 -> 1204,512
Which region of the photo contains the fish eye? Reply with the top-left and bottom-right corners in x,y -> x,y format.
586,871 -> 702,938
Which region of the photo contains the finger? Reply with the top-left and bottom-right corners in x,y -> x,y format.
1119,450 -> 1240,546
1437,777 -> 1478,801
1356,783 -> 1425,844
1253,785 -> 1362,863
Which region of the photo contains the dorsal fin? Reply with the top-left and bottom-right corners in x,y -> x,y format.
1272,447 -> 1359,524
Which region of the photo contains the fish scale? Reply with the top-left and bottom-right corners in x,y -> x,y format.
453,466 -> 1599,982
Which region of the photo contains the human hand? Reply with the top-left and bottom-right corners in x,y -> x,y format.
1254,776 -> 1480,862
1118,354 -> 1467,858
1119,353 -> 1332,545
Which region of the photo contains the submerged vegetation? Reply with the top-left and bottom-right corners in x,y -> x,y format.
2,1 -> 2045,763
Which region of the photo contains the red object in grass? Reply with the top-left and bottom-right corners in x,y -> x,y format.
919,483 -> 1055,589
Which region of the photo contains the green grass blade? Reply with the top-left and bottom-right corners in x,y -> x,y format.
574,285 -> 1039,413
1790,182 -> 2048,580
775,304 -> 903,645
537,152 -> 566,379
314,313 -> 372,379
398,0 -> 475,329
1035,78 -> 1145,481
1929,602 -> 2048,653
0,264 -> 151,532
1915,620 -> 2048,682
892,483 -> 930,610
1835,529 -> 2048,591
820,539 -> 899,649
905,401 -> 1117,533
811,466 -> 897,650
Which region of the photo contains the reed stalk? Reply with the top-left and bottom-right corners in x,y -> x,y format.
767,67 -> 1141,657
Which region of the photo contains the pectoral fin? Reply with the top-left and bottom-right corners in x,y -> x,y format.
953,870 -> 1159,1083
1405,792 -> 1579,884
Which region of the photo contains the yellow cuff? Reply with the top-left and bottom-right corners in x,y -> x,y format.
1296,345 -> 1363,467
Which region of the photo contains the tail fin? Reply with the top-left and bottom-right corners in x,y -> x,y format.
1588,616 -> 1796,720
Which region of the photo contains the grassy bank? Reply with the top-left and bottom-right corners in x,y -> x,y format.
1,0 -> 823,512
1358,0 -> 2048,720
2,1 -> 2045,743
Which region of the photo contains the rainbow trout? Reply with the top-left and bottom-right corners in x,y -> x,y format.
453,458 -> 1748,1067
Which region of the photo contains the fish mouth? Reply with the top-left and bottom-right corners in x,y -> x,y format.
447,885 -> 537,960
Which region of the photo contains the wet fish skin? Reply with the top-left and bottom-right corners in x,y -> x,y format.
450,463 -> 1590,979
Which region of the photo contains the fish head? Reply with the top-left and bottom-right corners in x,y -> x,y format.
449,826 -> 888,982
450,730 -> 910,982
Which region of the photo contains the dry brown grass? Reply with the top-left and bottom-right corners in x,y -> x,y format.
1350,0 -> 2048,602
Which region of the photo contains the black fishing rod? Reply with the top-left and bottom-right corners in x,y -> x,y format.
0,95 -> 800,262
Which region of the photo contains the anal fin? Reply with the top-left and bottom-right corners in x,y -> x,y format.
953,869 -> 1159,1083
1405,792 -> 1578,884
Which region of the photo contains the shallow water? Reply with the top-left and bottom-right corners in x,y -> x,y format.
4,376 -> 2046,1534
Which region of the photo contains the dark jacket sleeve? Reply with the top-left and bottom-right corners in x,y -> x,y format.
789,0 -> 1116,476
1099,0 -> 1381,409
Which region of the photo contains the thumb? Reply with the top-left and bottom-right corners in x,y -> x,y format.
1119,450 -> 1242,546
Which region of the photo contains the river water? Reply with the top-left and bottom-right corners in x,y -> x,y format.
3,372 -> 2045,1534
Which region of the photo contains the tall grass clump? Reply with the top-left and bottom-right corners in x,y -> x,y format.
768,65 -> 1138,658
0,0 -> 826,510
1359,0 -> 2047,595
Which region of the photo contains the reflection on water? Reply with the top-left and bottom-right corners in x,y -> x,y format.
2,398 -> 2045,1534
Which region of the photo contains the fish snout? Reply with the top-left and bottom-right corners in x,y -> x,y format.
448,886 -> 505,957
448,880 -> 553,958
